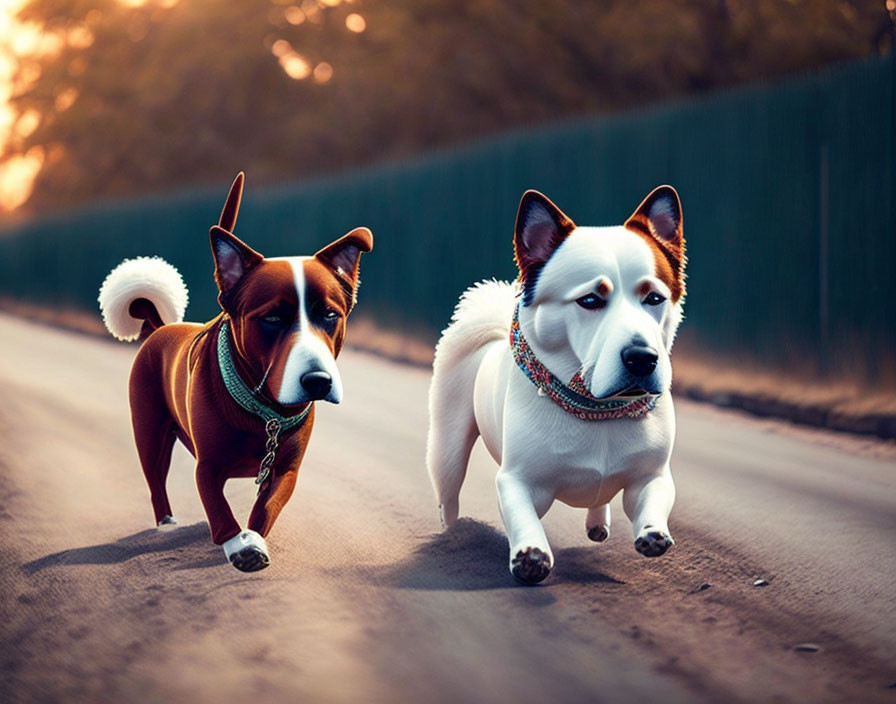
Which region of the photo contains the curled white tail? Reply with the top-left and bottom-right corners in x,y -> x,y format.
98,256 -> 188,341
432,279 -> 519,370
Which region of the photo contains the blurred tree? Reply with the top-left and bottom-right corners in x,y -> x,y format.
2,0 -> 892,212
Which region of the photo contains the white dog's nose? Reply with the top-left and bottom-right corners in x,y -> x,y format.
621,345 -> 658,377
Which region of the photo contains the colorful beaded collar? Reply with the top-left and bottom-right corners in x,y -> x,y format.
509,304 -> 658,421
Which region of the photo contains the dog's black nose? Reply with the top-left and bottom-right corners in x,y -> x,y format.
300,371 -> 332,400
621,345 -> 658,377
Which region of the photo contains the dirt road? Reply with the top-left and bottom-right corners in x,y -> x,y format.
1,313 -> 895,703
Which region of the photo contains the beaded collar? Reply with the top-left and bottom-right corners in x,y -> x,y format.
509,304 -> 658,421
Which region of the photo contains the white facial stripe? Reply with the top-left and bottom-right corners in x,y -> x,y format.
274,257 -> 344,404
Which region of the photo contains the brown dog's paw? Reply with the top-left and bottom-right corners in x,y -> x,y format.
229,546 -> 270,572
634,530 -> 674,557
511,547 -> 552,584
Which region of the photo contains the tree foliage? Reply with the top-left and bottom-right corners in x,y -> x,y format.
5,0 -> 894,211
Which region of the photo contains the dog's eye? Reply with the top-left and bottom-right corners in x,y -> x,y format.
576,293 -> 606,310
323,309 -> 339,321
642,292 -> 666,306
260,308 -> 292,326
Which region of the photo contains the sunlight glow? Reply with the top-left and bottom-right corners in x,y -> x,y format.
281,53 -> 311,80
14,109 -> 39,139
0,0 -> 77,209
67,25 -> 95,50
345,13 -> 365,33
0,146 -> 44,211
271,39 -> 293,57
284,6 -> 305,25
54,88 -> 78,112
313,61 -> 333,83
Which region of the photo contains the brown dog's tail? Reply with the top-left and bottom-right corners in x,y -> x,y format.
98,256 -> 189,342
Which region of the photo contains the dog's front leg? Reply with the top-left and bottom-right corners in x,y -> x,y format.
248,467 -> 298,538
196,462 -> 268,571
496,471 -> 554,584
622,469 -> 676,557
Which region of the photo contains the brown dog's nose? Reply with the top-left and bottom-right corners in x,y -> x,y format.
300,371 -> 332,400
621,345 -> 658,377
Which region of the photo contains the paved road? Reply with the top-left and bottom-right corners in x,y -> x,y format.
1,313 -> 894,703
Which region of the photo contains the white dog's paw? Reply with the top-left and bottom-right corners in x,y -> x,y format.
634,529 -> 674,557
223,530 -> 270,572
587,524 -> 610,543
510,547 -> 553,584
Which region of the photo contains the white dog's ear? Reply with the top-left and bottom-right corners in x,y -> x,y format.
514,190 -> 576,304
209,225 -> 264,304
625,186 -> 686,301
315,227 -> 374,307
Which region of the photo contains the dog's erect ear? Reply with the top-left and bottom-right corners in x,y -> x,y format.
218,172 -> 244,232
625,185 -> 683,249
210,225 -> 264,300
624,185 -> 686,300
514,190 -> 576,304
315,227 -> 373,307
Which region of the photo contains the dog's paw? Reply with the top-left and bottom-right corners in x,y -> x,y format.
510,547 -> 552,585
222,530 -> 270,572
587,524 -> 610,543
634,530 -> 674,557
229,546 -> 270,572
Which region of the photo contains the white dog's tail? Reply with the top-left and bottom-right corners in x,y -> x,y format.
433,279 -> 519,368
427,279 -> 518,527
98,256 -> 188,342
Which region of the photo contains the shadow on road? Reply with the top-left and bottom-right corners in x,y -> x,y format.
366,518 -> 624,593
23,522 -> 219,575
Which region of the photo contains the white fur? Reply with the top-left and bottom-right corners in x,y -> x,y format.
222,529 -> 268,560
98,257 -> 188,341
427,223 -> 683,580
272,256 -> 343,405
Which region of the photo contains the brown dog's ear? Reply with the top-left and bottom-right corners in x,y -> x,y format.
218,172 -> 245,232
624,185 -> 686,300
514,190 -> 576,305
315,227 -> 373,308
209,225 -> 264,302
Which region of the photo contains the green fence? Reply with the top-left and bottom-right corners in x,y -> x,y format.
1,55 -> 893,379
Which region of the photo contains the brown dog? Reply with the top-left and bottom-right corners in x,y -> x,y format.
99,173 -> 373,570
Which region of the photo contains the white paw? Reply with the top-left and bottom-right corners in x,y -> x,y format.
222,530 -> 270,572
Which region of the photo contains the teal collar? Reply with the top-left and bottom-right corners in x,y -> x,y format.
216,320 -> 311,432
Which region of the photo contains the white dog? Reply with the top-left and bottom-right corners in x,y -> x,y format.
427,186 -> 686,583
